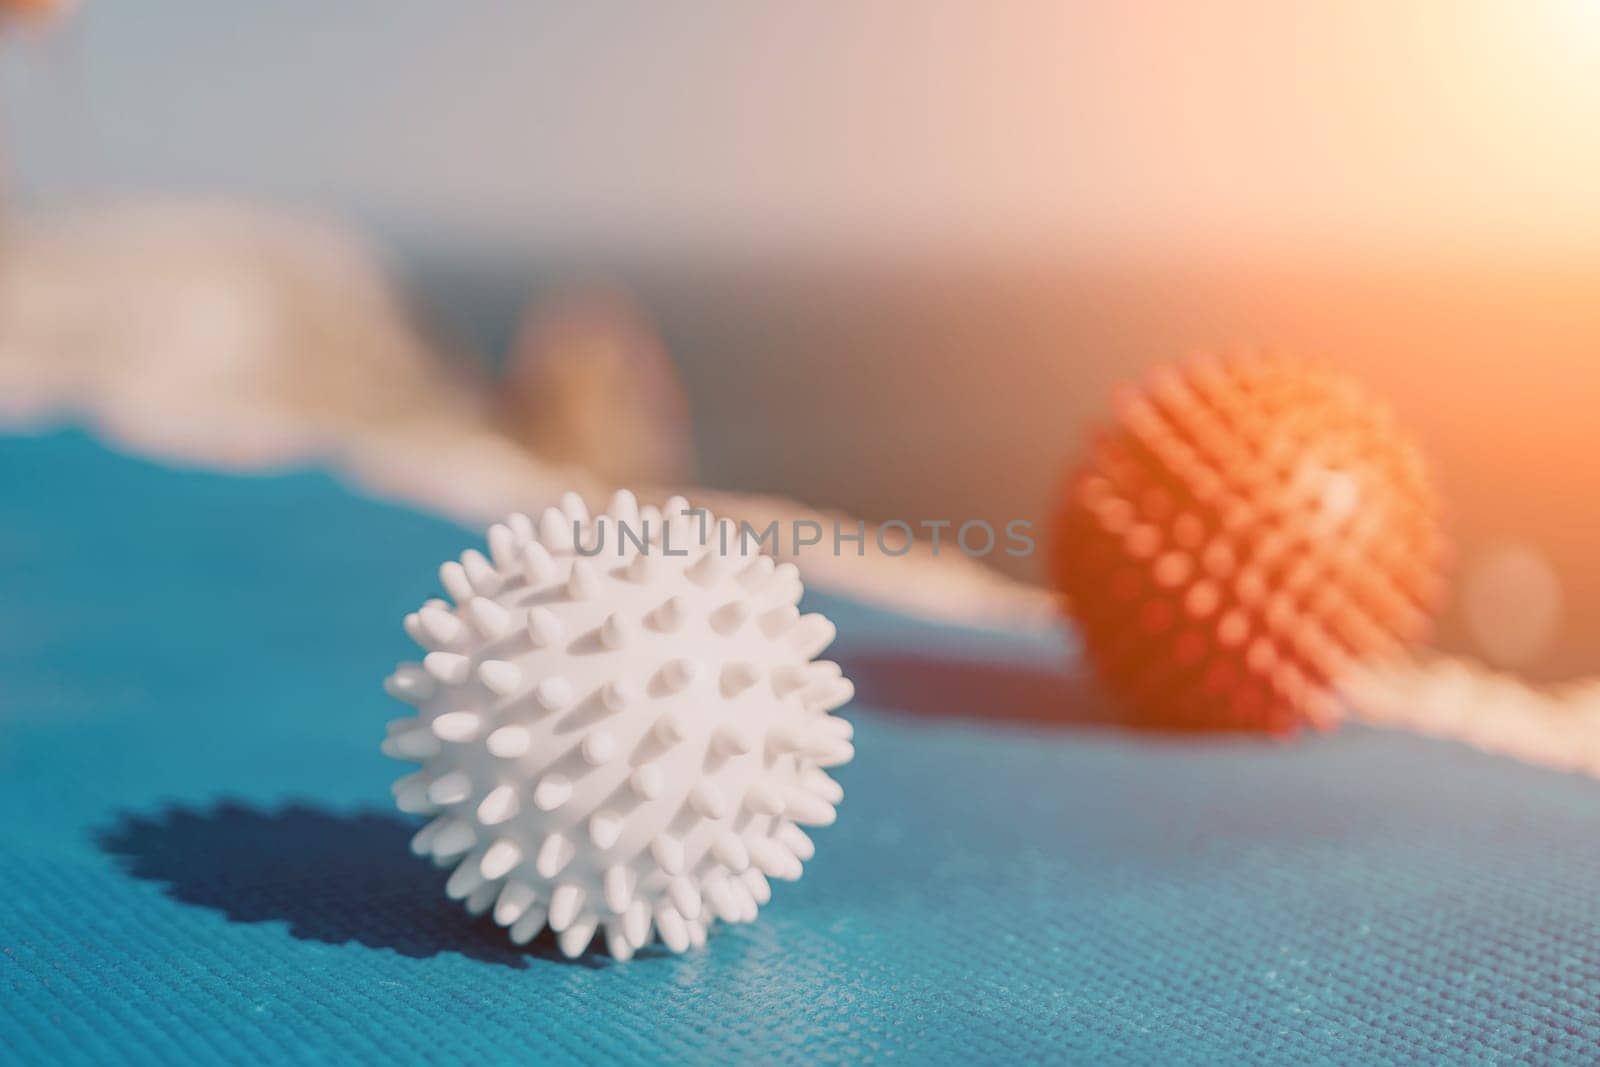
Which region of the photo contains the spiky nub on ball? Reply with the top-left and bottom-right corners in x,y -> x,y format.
382,490 -> 854,958
1053,355 -> 1445,734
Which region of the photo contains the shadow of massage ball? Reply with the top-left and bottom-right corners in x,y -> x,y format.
384,491 -> 854,959
1053,355 -> 1446,735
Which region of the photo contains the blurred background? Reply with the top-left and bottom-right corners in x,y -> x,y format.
3,1 -> 1599,679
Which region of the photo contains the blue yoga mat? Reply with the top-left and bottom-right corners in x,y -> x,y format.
3,429 -> 1596,1064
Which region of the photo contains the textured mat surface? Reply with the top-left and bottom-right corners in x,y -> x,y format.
3,430 -> 1599,1065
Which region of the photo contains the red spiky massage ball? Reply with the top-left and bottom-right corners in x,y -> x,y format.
1053,355 -> 1445,734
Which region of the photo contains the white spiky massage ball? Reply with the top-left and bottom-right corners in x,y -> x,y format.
381,490 -> 855,959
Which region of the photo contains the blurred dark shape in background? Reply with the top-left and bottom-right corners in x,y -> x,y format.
498,289 -> 694,490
